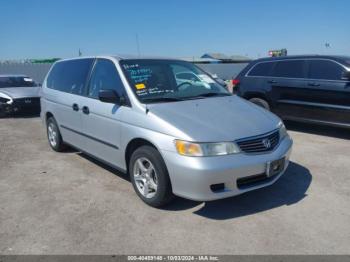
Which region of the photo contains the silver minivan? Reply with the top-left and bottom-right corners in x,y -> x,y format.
41,56 -> 293,207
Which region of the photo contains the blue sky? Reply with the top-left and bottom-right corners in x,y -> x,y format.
1,0 -> 349,59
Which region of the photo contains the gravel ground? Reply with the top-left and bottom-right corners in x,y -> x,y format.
0,116 -> 349,255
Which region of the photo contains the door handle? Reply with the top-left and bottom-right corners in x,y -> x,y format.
72,103 -> 79,111
308,82 -> 320,87
267,80 -> 277,84
82,106 -> 90,115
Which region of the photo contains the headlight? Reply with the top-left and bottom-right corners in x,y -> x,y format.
175,140 -> 240,157
278,122 -> 288,140
0,93 -> 13,105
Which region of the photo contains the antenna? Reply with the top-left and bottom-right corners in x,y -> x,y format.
136,33 -> 141,57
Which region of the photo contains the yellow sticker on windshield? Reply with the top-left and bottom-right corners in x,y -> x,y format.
135,83 -> 146,90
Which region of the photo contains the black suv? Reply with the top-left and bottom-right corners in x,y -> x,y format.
235,55 -> 350,128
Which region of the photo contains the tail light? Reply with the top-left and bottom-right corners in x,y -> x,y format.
231,79 -> 240,88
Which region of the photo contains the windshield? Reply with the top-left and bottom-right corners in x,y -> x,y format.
0,76 -> 38,88
120,59 -> 231,103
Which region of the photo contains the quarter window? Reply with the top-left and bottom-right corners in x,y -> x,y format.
308,60 -> 345,80
248,62 -> 274,77
272,60 -> 306,78
88,59 -> 126,99
47,59 -> 94,95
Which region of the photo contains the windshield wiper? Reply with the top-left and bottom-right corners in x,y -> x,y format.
185,92 -> 232,99
142,97 -> 184,103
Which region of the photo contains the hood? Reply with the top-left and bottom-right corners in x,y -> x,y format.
0,87 -> 40,99
147,96 -> 281,142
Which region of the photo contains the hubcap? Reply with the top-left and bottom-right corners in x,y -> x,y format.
48,122 -> 57,147
133,157 -> 158,198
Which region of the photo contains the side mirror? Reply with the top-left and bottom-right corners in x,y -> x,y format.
98,89 -> 123,104
341,71 -> 350,81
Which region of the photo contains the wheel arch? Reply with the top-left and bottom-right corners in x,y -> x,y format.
243,91 -> 268,100
125,138 -> 159,172
243,92 -> 273,108
45,111 -> 54,120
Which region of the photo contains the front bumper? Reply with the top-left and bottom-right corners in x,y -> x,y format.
0,97 -> 40,115
161,136 -> 293,201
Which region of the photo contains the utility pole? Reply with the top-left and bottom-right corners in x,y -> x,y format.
136,34 -> 141,57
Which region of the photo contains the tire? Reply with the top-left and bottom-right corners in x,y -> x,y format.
129,145 -> 174,207
249,97 -> 270,111
46,117 -> 66,152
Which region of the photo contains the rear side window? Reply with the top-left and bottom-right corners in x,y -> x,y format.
88,59 -> 126,99
308,60 -> 345,80
248,62 -> 274,77
46,58 -> 94,95
272,60 -> 306,78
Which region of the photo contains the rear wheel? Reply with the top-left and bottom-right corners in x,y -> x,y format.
46,117 -> 66,152
249,97 -> 270,111
129,146 -> 174,207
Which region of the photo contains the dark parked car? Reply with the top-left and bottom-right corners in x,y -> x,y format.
0,75 -> 41,117
234,55 -> 350,128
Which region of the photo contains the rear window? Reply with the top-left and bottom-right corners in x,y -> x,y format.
46,58 -> 94,95
0,76 -> 37,88
272,60 -> 306,78
308,60 -> 345,80
248,62 -> 274,77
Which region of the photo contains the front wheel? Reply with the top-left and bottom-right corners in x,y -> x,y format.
129,146 -> 174,207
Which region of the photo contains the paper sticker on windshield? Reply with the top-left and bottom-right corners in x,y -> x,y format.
23,78 -> 33,82
198,74 -> 215,84
135,83 -> 146,90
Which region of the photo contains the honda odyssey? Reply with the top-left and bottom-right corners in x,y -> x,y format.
41,56 -> 293,207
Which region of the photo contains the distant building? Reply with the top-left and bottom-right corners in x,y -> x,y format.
180,57 -> 221,64
0,58 -> 60,64
201,53 -> 251,63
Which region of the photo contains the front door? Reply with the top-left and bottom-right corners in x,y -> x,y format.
303,59 -> 350,126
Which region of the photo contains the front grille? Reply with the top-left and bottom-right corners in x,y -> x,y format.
13,97 -> 40,107
236,129 -> 280,154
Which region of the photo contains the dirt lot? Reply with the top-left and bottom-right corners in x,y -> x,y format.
0,116 -> 349,254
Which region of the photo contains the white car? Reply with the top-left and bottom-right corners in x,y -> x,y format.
0,75 -> 41,117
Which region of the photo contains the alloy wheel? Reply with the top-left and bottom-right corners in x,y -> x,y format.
48,122 -> 58,147
133,157 -> 158,198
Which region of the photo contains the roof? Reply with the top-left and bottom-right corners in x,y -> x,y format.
180,57 -> 221,63
254,55 -> 350,63
201,53 -> 251,62
202,53 -> 230,60
55,55 -> 185,63
229,55 -> 252,62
